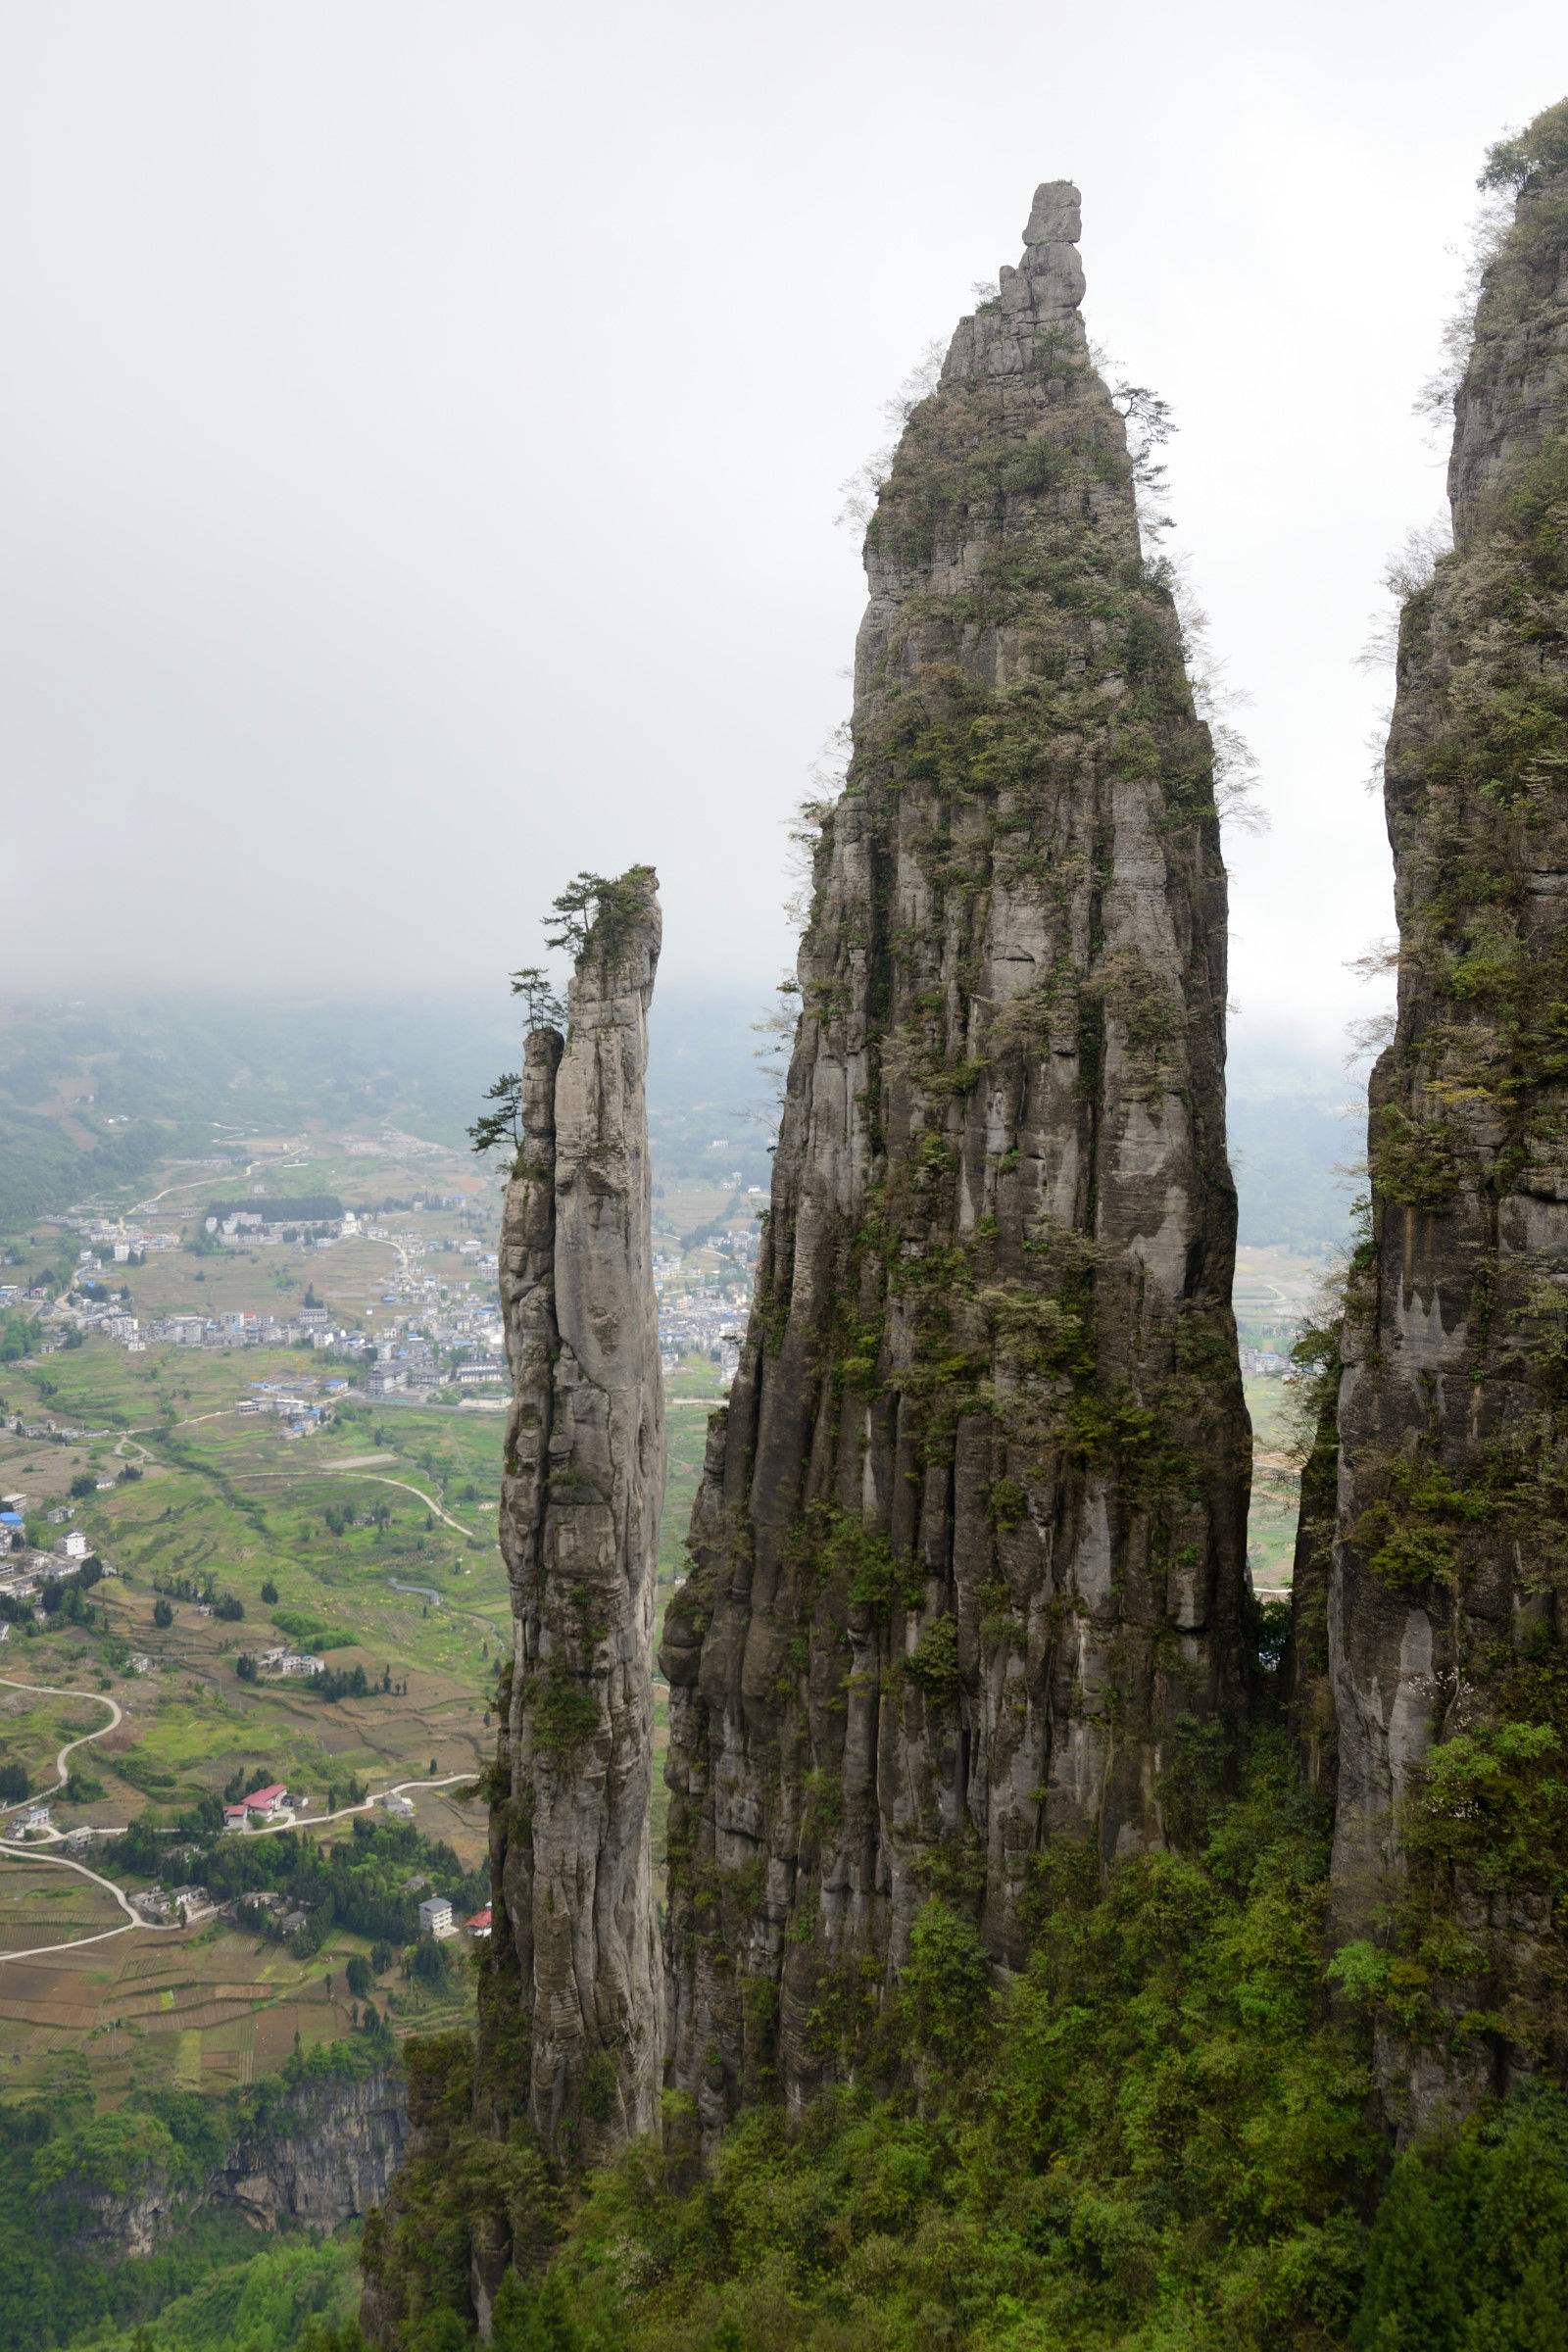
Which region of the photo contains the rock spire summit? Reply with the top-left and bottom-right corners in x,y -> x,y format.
662,182 -> 1251,2140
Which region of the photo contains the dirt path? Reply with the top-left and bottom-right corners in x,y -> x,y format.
129,1159 -> 261,1215
250,1467 -> 481,1544
0,1843 -> 181,1962
0,1673 -> 122,1814
245,1771 -> 470,1837
0,1770 -> 473,1963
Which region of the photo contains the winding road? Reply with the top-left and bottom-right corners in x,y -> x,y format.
0,1669 -> 473,1965
244,1464 -> 483,1544
112,1416 -> 484,1548
0,1671 -> 122,1812
1,1388 -> 487,1964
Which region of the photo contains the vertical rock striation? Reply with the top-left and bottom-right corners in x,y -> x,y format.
475,867 -> 664,2167
662,183 -> 1251,2135
1325,103 -> 1568,2121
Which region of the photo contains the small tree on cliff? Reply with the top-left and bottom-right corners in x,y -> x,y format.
467,1071 -> 523,1159
545,865 -> 656,960
510,964 -> 564,1030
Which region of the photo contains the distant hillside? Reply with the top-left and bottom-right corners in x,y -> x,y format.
0,992 -> 1358,1249
1228,1031 -> 1365,1254
0,986 -> 777,1230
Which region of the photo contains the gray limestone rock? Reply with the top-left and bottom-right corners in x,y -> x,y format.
474,866 -> 664,2166
662,183 -> 1251,2139
66,2062 -> 409,2264
1325,114 -> 1568,2119
1023,179 -> 1082,246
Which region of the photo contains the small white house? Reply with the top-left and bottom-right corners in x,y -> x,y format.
418,1896 -> 455,1938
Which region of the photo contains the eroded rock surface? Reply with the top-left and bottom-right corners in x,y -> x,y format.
69,2060 -> 408,2263
474,868 -> 664,2166
662,184 -> 1251,2136
1323,109 -> 1568,2124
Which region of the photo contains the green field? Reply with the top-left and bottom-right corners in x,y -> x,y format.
1245,1374 -> 1300,1592
0,1330 -> 513,1879
0,1849 -> 477,2098
0,1119 -> 758,2112
0,1306 -> 726,2094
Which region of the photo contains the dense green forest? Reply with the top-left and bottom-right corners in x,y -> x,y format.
0,2042 -> 385,2352
358,1710 -> 1568,2351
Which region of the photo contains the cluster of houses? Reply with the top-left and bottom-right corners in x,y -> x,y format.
0,1493 -> 113,1609
205,1207 -> 362,1248
15,1166 -> 514,1406
23,1249 -> 509,1406
132,1882 -> 208,1924
232,1378 -> 335,1440
361,1253 -> 506,1400
22,1293 -> 368,1359
17,1149 -> 770,1424
655,1268 -> 751,1380
257,1644 -> 325,1679
365,1346 -> 505,1399
650,1197 -> 762,1381
222,1782 -> 294,1831
236,1887 -> 312,1935
416,1894 -> 491,1940
74,1214 -> 177,1260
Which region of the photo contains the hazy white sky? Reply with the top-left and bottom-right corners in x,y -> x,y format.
4,1 -> 1564,1051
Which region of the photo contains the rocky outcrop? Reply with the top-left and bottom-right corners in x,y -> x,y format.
67,2058 -> 408,2261
220,2061 -> 410,2229
662,182 -> 1251,2135
474,867 -> 664,2167
1284,1320 -> 1343,1799
1327,102 -> 1568,2123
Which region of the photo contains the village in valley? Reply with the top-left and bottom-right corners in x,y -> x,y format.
0,1063 -> 1320,2110
0,1102 -> 765,2101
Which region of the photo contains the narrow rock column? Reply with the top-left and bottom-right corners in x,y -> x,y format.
662,183 -> 1251,2138
475,866 -> 664,2167
1326,106 -> 1568,2124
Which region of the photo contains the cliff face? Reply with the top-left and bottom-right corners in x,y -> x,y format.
662,183 -> 1251,2135
220,2063 -> 410,2230
475,869 -> 664,2166
71,2060 -> 408,2262
1327,110 -> 1568,2122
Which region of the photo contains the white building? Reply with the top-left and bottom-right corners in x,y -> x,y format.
418,1896 -> 455,1937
